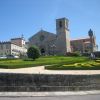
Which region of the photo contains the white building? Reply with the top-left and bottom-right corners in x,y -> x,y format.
0,37 -> 27,56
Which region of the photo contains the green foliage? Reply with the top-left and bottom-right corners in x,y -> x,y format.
94,51 -> 100,58
45,58 -> 100,70
82,53 -> 90,57
27,46 -> 40,60
0,56 -> 100,69
66,52 -> 81,57
0,56 -> 87,69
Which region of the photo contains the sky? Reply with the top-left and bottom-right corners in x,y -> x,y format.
0,0 -> 100,50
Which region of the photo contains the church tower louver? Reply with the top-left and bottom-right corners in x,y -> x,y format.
56,18 -> 71,55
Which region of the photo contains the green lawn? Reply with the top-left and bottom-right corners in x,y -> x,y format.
0,56 -> 100,69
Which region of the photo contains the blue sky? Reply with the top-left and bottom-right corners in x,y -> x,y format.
0,0 -> 100,50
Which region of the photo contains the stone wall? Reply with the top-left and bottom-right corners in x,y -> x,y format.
0,73 -> 100,91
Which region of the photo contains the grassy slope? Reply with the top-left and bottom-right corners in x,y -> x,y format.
0,56 -> 100,69
45,57 -> 100,70
0,56 -> 87,69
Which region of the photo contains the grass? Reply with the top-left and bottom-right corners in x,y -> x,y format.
45,57 -> 100,70
0,56 -> 100,69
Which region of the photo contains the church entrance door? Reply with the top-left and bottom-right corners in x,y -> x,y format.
41,48 -> 45,55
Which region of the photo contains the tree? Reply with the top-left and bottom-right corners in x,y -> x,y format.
27,46 -> 40,60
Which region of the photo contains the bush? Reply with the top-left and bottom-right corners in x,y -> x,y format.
82,53 -> 90,57
94,51 -> 100,58
66,52 -> 80,57
27,46 -> 40,60
82,52 -> 100,58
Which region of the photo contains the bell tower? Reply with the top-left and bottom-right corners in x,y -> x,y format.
56,18 -> 71,55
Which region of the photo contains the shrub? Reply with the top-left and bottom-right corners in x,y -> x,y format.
93,51 -> 100,58
82,53 -> 90,57
27,46 -> 40,60
66,52 -> 80,57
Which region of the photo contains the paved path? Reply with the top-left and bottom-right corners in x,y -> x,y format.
0,91 -> 100,97
0,66 -> 100,75
0,94 -> 100,100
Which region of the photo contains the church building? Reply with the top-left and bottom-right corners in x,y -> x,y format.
29,18 -> 97,55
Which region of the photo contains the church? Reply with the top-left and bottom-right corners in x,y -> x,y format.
29,18 -> 97,55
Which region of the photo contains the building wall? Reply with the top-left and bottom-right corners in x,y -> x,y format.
71,37 -> 97,53
0,42 -> 27,56
0,42 -> 11,55
11,44 -> 27,56
11,38 -> 25,47
29,18 -> 72,55
56,18 -> 71,55
29,30 -> 56,55
28,18 -> 97,55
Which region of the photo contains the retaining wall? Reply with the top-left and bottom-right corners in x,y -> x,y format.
0,73 -> 100,91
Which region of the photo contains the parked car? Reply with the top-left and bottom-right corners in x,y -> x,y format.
14,55 -> 19,58
7,55 -> 19,59
0,55 -> 7,59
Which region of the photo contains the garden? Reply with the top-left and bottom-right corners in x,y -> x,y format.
0,56 -> 100,70
0,46 -> 100,70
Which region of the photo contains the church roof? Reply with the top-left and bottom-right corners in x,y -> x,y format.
29,29 -> 56,40
71,37 -> 90,41
38,29 -> 55,35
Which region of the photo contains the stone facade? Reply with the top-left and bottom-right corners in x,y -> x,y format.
29,18 -> 71,55
56,18 -> 71,55
0,73 -> 100,91
29,30 -> 56,55
71,37 -> 97,53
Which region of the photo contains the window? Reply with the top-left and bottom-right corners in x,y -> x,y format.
0,45 -> 3,50
59,21 -> 62,28
40,35 -> 45,41
6,44 -> 9,49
